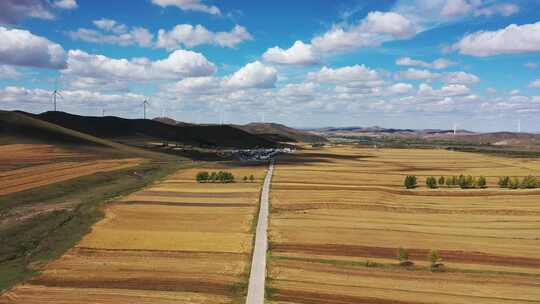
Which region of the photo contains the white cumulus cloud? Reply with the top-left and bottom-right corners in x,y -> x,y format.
0,26 -> 66,69
156,24 -> 251,49
396,57 -> 455,69
262,41 -> 319,65
52,0 -> 78,10
453,21 -> 540,57
64,49 -> 216,82
151,0 -> 220,15
224,61 -> 277,89
67,19 -> 153,48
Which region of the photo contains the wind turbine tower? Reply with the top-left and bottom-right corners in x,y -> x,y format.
453,123 -> 458,135
51,78 -> 62,112
142,99 -> 150,119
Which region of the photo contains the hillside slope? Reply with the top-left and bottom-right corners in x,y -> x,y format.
0,111 -> 174,160
28,111 -> 276,148
236,122 -> 326,143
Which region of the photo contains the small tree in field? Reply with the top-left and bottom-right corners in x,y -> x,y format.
249,174 -> 255,182
404,175 -> 417,189
243,176 -> 248,182
429,249 -> 444,271
397,247 -> 413,266
209,172 -> 217,183
438,176 -> 445,186
426,176 -> 438,189
509,177 -> 520,189
196,171 -> 209,183
520,175 -> 539,189
477,176 -> 487,188
445,176 -> 453,187
498,176 -> 510,188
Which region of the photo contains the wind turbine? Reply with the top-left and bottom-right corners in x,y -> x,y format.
142,98 -> 150,119
51,78 -> 63,112
453,123 -> 458,135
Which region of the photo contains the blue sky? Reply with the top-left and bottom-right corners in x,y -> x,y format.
1,0 -> 540,131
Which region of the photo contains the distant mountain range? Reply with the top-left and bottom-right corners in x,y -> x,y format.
308,126 -> 474,136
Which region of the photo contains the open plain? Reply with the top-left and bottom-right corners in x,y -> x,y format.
0,163 -> 267,304
268,146 -> 540,304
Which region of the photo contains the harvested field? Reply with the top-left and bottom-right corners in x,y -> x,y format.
268,147 -> 540,304
0,144 -> 94,171
0,164 -> 267,303
0,158 -> 143,196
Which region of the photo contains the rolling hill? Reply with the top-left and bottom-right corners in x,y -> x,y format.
0,110 -> 176,160
235,122 -> 326,143
27,111 -> 277,148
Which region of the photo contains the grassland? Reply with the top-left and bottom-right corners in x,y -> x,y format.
1,162 -> 268,304
267,146 -> 540,304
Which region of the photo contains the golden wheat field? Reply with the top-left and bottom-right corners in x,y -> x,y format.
0,163 -> 266,304
268,146 -> 540,304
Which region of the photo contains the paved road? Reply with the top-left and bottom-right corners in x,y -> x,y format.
245,161 -> 274,304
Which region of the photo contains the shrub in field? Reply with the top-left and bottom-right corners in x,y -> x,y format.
209,172 -> 217,182
438,176 -> 445,186
429,249 -> 444,271
520,175 -> 539,189
404,175 -> 417,189
451,176 -> 458,186
426,176 -> 438,189
243,176 -> 248,182
397,247 -> 413,266
508,177 -> 520,189
249,174 -> 255,182
477,176 -> 487,188
445,177 -> 453,187
498,176 -> 510,188
196,171 -> 209,183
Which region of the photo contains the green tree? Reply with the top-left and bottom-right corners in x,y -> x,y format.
477,176 -> 487,188
426,176 -> 438,189
445,176 -> 453,187
498,176 -> 510,188
196,171 -> 209,183
429,249 -> 443,268
509,177 -> 520,189
438,176 -> 445,186
209,172 -> 217,183
451,176 -> 458,186
404,175 -> 417,189
521,175 -> 539,189
398,247 -> 409,262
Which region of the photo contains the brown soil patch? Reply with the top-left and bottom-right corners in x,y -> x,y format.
138,191 -> 254,198
274,289 -> 419,304
120,201 -> 252,207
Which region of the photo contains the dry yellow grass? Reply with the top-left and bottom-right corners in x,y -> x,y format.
0,158 -> 143,195
0,163 -> 267,304
268,146 -> 540,304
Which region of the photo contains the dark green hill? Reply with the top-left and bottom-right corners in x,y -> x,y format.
28,111 -> 276,148
0,110 -> 175,160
